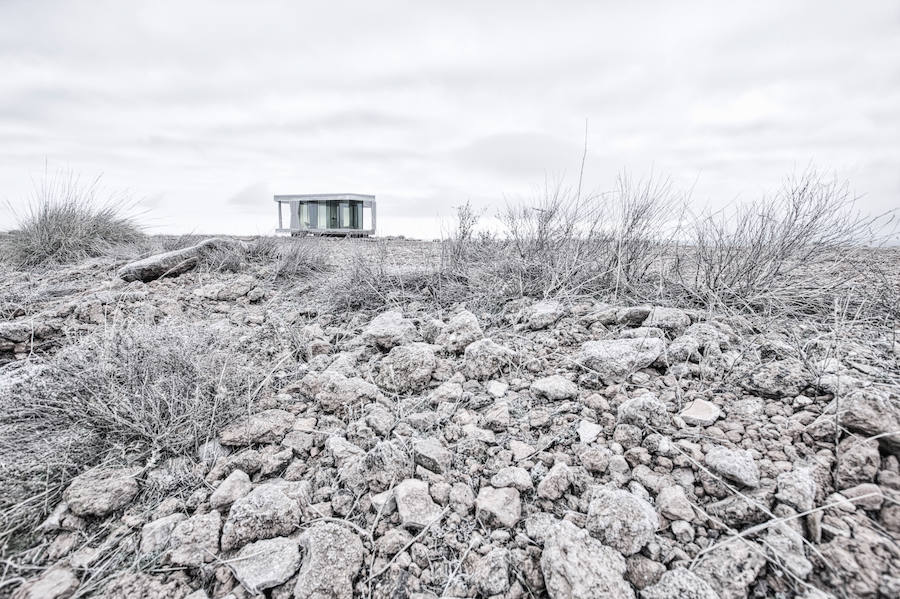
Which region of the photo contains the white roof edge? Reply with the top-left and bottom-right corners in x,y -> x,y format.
274,193 -> 375,202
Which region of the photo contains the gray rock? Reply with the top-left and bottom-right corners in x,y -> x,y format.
527,299 -> 564,330
764,524 -> 812,579
365,440 -> 414,492
693,539 -> 766,599
221,483 -> 301,550
537,462 -> 571,500
640,567 -> 719,599
298,370 -> 381,415
840,388 -> 900,455
210,469 -> 252,509
741,359 -> 809,398
231,537 -> 301,592
541,520 -> 635,599
618,392 -> 670,429
644,307 -> 691,334
193,274 -> 257,300
586,489 -> 659,555
167,510 -> 221,567
531,375 -> 579,400
11,566 -> 79,599
395,479 -> 442,529
577,420 -> 603,444
475,486 -> 522,528
375,342 -> 437,392
679,399 -> 721,427
139,513 -> 186,555
362,310 -> 416,350
412,437 -> 452,474
656,485 -> 695,522
482,401 -> 511,431
472,547 -> 511,595
578,337 -> 665,383
776,467 -> 816,511
704,446 -> 760,488
464,338 -> 514,380
625,554 -> 666,590
219,409 -> 294,446
437,310 -> 483,352
63,467 -> 140,517
294,522 -> 365,599
836,436 -> 880,488
376,527 -> 412,556
490,466 -> 534,492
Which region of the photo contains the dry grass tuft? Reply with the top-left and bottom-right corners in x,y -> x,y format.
2,171 -> 144,268
0,320 -> 260,552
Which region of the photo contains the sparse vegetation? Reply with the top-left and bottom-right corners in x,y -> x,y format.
0,167 -> 897,599
2,171 -> 144,268
0,321 -> 260,551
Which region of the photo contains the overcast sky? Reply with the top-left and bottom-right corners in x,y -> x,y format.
1,1 -> 898,238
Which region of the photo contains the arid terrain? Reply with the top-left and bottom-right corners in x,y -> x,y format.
1,182 -> 899,599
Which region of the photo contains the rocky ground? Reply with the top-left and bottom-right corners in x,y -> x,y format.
1,238 -> 899,599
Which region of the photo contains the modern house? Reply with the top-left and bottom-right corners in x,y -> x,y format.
275,193 -> 376,236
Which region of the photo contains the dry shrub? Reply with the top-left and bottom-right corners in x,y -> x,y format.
250,236 -> 327,281
2,171 -> 144,268
672,170 -> 892,315
0,321 -> 259,550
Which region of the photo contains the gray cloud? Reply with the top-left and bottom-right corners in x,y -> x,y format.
0,0 -> 898,238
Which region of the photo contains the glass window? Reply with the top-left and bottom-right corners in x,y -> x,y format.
317,201 -> 327,229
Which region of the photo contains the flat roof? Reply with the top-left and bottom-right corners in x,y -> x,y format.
274,193 -> 375,202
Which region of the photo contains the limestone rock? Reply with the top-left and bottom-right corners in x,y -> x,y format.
578,337 -> 665,383
464,338 -> 514,380
527,300 -> 564,330
705,446 -> 760,488
375,342 -> 437,392
644,307 -> 691,334
472,547 -> 511,595
656,485 -> 695,522
298,370 -> 381,415
679,399 -> 721,427
618,392 -> 670,429
540,520 -> 635,599
194,274 -> 257,300
139,513 -> 186,555
693,539 -> 766,599
219,409 -> 294,446
63,467 -> 140,517
836,436 -> 880,488
741,359 -> 809,398
840,388 -> 900,455
221,483 -> 301,550
531,375 -> 578,400
537,462 -> 571,500
776,467 -> 816,511
362,310 -> 416,350
210,469 -> 252,509
395,479 -> 442,529
231,537 -> 301,592
475,486 -> 522,528
167,510 -> 221,567
12,566 -> 79,599
293,522 -> 365,599
490,466 -> 534,492
640,567 -> 719,599
586,489 -> 659,555
437,310 -> 483,352
412,437 -> 452,474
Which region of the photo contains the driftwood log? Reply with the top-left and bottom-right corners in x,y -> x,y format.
118,237 -> 244,282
